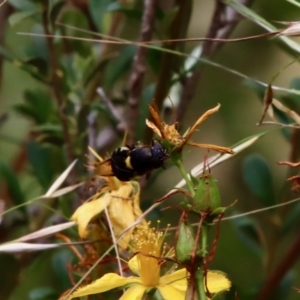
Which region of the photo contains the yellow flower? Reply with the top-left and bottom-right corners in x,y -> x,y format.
146,102 -> 234,154
67,225 -> 231,300
71,148 -> 147,249
71,180 -> 146,249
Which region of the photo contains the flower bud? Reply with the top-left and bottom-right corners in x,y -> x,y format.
176,220 -> 196,263
194,173 -> 221,212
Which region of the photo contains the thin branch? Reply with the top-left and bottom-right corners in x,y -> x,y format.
55,21 -> 277,45
103,199 -> 123,277
144,0 -> 193,142
41,8 -> 76,184
18,32 -> 297,95
126,0 -> 157,144
86,110 -> 98,150
258,121 -> 300,129
96,87 -> 125,126
176,0 -> 254,122
95,88 -> 126,149
258,234 -> 300,300
0,1 -> 13,85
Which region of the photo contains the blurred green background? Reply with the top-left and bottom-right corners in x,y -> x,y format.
1,0 -> 300,299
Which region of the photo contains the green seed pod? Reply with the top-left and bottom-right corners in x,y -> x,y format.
194,173 -> 221,212
176,220 -> 195,263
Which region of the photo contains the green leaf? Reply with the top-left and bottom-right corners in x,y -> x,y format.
160,6 -> 179,37
0,160 -> 26,212
105,45 -> 136,88
243,154 -> 275,206
14,89 -> 53,124
49,0 -> 65,25
0,45 -> 19,62
8,0 -> 37,10
231,215 -> 264,258
23,26 -> 48,62
82,52 -> 115,88
281,204 -> 300,235
271,272 -> 295,300
60,8 -> 92,57
280,77 -> 300,108
29,287 -> 57,300
24,57 -> 48,77
89,0 -> 114,32
27,141 -> 55,189
8,10 -> 39,27
224,0 -> 300,55
287,0 -> 300,8
147,47 -> 162,75
0,254 -> 19,300
135,84 -> 155,140
107,2 -> 142,20
0,46 -> 47,82
52,249 -> 73,290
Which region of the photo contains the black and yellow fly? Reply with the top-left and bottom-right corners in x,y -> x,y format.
96,141 -> 168,181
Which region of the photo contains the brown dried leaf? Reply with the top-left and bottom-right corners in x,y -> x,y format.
186,142 -> 234,154
184,104 -> 220,142
277,22 -> 300,36
145,119 -> 162,137
277,161 -> 300,167
272,99 -> 300,125
148,102 -> 164,136
258,85 -> 274,125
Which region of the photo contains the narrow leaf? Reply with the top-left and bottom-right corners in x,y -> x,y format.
0,242 -> 66,253
46,182 -> 83,198
16,221 -> 75,242
272,99 -> 300,125
0,160 -> 25,212
8,10 -> 38,27
225,0 -> 300,54
175,134 -> 262,190
44,160 -> 77,197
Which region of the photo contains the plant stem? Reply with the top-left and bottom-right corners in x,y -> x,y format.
195,265 -> 207,300
174,159 -> 194,195
201,223 -> 208,256
195,224 -> 208,299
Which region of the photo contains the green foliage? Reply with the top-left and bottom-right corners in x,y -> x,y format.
231,214 -> 263,258
243,154 -> 276,206
15,89 -> 53,124
89,0 -> 115,33
0,160 -> 26,212
104,45 -> 136,88
1,0 -> 300,299
29,287 -> 57,300
27,141 -> 56,189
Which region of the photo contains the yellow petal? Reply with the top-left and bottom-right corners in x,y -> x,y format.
159,268 -> 187,286
157,284 -> 186,300
120,284 -> 147,300
70,196 -> 109,238
128,256 -> 140,275
206,270 -> 231,293
67,273 -> 141,300
108,183 -> 144,248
